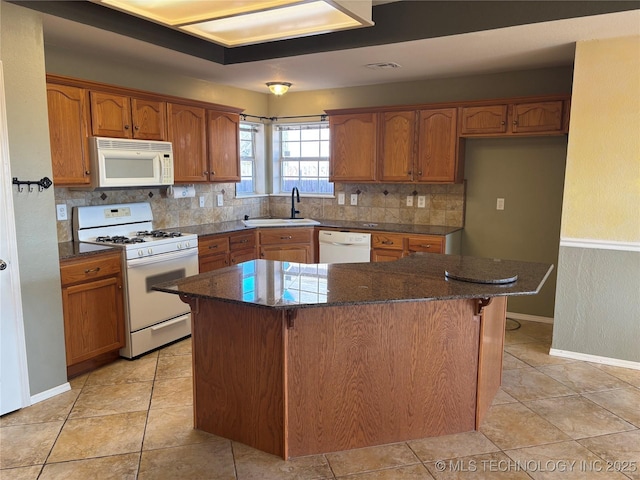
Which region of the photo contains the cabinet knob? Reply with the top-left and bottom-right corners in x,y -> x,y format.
208,244 -> 218,249
513,120 -> 518,125
500,121 -> 506,125
407,170 -> 412,175
124,124 -> 130,130
212,171 -> 216,175
85,170 -> 90,176
203,171 -> 209,175
418,171 -> 422,176
382,240 -> 394,245
280,235 -> 293,240
134,125 -> 140,130
84,267 -> 101,274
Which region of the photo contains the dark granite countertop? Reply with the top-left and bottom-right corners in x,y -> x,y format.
171,219 -> 462,237
58,241 -> 118,261
153,253 -> 553,310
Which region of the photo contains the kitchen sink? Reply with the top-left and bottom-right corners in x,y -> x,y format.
243,218 -> 321,227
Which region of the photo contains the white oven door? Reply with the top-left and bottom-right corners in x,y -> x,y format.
126,248 -> 198,332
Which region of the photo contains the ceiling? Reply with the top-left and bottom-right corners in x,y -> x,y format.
20,1 -> 640,93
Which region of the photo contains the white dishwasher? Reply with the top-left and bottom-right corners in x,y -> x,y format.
318,230 -> 371,263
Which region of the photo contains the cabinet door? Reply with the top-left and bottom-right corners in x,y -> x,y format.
416,108 -> 459,183
199,252 -> 229,273
90,91 -> 132,138
260,245 -> 311,263
167,103 -> 208,183
61,275 -> 125,366
379,111 -> 415,182
230,248 -> 256,265
512,101 -> 563,134
459,105 -> 508,135
371,249 -> 404,262
131,98 -> 167,140
46,83 -> 91,186
329,113 -> 377,182
207,110 -> 240,182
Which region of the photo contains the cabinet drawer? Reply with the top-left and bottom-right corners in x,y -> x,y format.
198,235 -> 229,256
230,231 -> 256,251
259,228 -> 312,245
199,252 -> 229,273
60,252 -> 122,286
372,232 -> 405,250
407,236 -> 444,254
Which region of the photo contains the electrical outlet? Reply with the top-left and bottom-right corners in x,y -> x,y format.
56,204 -> 68,221
217,194 -> 224,207
350,194 -> 358,206
406,196 -> 413,207
337,193 -> 345,205
199,196 -> 205,208
496,198 -> 505,210
417,196 -> 426,208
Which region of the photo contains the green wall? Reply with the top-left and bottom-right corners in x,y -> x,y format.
463,138 -> 568,318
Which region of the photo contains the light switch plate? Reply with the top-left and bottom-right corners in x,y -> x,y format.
337,193 -> 345,205
497,198 -> 505,210
350,194 -> 358,206
199,196 -> 205,208
406,196 -> 414,207
417,196 -> 426,208
56,204 -> 68,221
217,194 -> 224,206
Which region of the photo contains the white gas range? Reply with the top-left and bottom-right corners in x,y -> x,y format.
74,202 -> 198,358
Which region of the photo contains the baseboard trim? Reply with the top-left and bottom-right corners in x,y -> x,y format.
506,311 -> 554,324
560,237 -> 640,252
549,348 -> 640,370
30,382 -> 71,405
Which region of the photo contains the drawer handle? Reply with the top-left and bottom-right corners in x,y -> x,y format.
208,244 -> 219,249
381,240 -> 394,245
84,267 -> 101,274
419,244 -> 432,248
281,235 -> 293,240
240,239 -> 249,243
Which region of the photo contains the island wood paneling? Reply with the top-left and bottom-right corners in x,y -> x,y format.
285,300 -> 480,457
189,299 -> 286,457
475,296 -> 507,428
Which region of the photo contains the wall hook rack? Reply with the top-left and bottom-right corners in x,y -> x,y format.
12,176 -> 52,192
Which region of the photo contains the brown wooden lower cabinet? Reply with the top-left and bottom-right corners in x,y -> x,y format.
184,295 -> 507,459
259,228 -> 314,263
198,230 -> 257,273
59,251 -> 125,378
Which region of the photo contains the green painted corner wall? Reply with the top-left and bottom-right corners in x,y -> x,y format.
463,138 -> 567,318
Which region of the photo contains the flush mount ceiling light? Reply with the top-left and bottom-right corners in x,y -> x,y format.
266,82 -> 292,95
93,0 -> 374,48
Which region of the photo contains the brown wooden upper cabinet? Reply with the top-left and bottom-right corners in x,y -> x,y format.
329,113 -> 377,182
47,83 -> 92,187
90,91 -> 167,140
331,107 -> 461,184
415,108 -> 461,183
207,110 -> 241,182
378,110 -> 415,182
167,102 -> 208,183
460,100 -> 568,136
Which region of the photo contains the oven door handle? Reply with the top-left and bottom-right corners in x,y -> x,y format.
127,248 -> 198,268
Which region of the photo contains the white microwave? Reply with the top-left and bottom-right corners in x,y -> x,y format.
89,137 -> 174,189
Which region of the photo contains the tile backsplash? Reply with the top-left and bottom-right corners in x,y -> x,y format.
55,182 -> 465,242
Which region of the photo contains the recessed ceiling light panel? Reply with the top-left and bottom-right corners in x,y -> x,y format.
94,0 -> 374,47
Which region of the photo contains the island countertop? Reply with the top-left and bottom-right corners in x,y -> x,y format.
153,253 -> 553,310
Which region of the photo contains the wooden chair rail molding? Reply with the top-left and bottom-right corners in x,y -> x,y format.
46,74 -> 244,114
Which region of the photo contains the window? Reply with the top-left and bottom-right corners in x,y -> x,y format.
237,122 -> 258,195
274,123 -> 332,195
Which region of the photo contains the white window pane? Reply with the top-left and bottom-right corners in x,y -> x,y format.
282,161 -> 300,176
300,141 -> 319,157
282,129 -> 300,141
320,141 -> 329,157
282,142 -> 300,157
319,161 -> 329,176
300,129 -> 319,141
320,128 -> 330,140
300,161 -> 318,177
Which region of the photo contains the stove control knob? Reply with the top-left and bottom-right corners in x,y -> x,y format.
185,241 -> 191,248
177,243 -> 182,250
148,248 -> 153,255
138,249 -> 144,257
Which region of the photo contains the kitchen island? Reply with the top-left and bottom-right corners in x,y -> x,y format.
153,253 -> 552,459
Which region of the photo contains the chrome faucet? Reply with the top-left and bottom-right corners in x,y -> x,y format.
291,187 -> 300,219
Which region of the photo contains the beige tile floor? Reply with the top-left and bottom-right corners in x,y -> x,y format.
1,320 -> 639,479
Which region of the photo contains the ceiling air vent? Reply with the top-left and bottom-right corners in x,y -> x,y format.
365,62 -> 402,70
